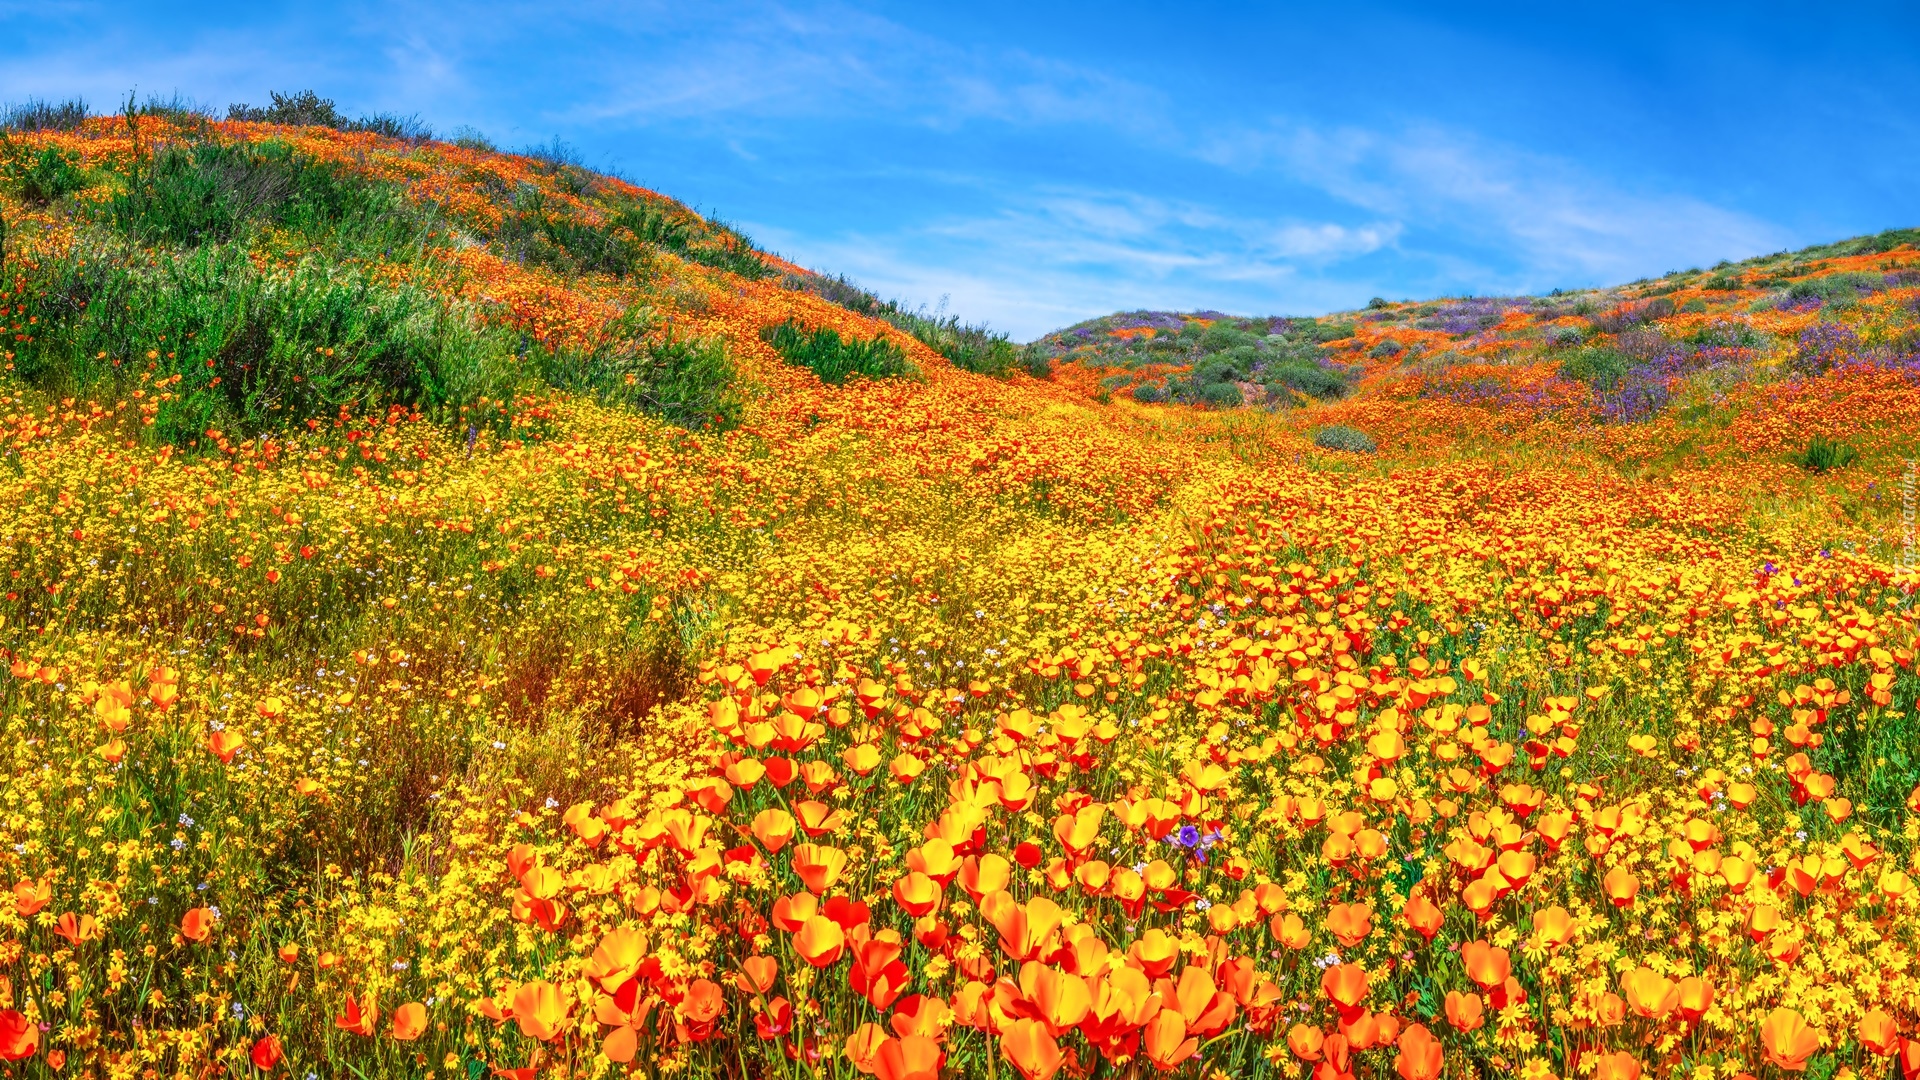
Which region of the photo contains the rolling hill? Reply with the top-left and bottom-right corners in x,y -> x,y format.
0,95 -> 1917,1080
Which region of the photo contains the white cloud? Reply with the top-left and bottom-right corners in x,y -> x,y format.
1208,120 -> 1790,289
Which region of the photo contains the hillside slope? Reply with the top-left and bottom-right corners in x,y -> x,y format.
1034,232 -> 1919,433
0,104 -> 1918,1080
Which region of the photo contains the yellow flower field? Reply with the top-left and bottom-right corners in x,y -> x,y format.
1,114 -> 1918,1080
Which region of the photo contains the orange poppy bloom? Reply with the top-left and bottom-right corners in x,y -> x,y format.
1288,1023 -> 1326,1062
180,907 -> 215,944
1321,964 -> 1369,1016
1000,1017 -> 1065,1080
1444,991 -> 1483,1032
391,1002 -> 428,1041
335,992 -> 378,1037
1593,1051 -> 1641,1080
1531,905 -> 1574,949
12,878 -> 50,918
874,1033 -> 943,1080
0,1010 -> 38,1062
250,1035 -> 284,1072
1602,866 -> 1639,907
790,844 -> 848,894
1620,967 -> 1677,1020
739,955 -> 778,995
1675,976 -> 1713,1022
511,980 -> 570,1041
54,912 -> 100,945
208,729 -> 246,764
893,871 -> 941,917
1144,1008 -> 1198,1071
1760,1007 -> 1824,1071
748,808 -> 794,854
793,914 -> 846,967
1460,940 -> 1509,990
1394,1023 -> 1443,1080
1857,1007 -> 1900,1055
1325,903 -> 1371,947
1402,894 -> 1443,940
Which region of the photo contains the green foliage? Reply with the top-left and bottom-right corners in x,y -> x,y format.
784,273 -> 1018,376
1794,437 -> 1859,473
106,139 -> 430,252
1131,382 -> 1166,403
538,306 -> 741,431
1197,381 -> 1243,408
760,319 -> 910,385
1021,345 -> 1053,379
1300,320 -> 1357,343
1,96 -> 89,132
1313,425 -> 1376,453
1265,360 -> 1350,401
15,239 -> 526,444
1561,347 -> 1631,391
0,138 -> 87,204
227,90 -> 348,128
1787,272 -> 1882,303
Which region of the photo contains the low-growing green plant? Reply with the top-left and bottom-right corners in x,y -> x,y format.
538,306 -> 741,431
1561,347 -> 1631,390
1313,424 -> 1376,453
1197,381 -> 1243,408
1265,359 -> 1350,401
1795,437 -> 1859,473
784,273 -> 1019,376
760,319 -> 910,385
1,138 -> 87,204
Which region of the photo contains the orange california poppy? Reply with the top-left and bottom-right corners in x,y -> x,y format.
1857,1008 -> 1900,1055
0,1010 -> 36,1062
1460,940 -> 1509,990
511,980 -> 570,1042
793,914 -> 847,967
1759,1007 -> 1824,1071
1443,991 -> 1483,1032
180,907 -> 215,944
1394,1023 -> 1444,1080
335,992 -> 378,1037
1143,1008 -> 1198,1071
391,1002 -> 428,1041
1000,1017 -> 1065,1080
1325,903 -> 1372,948
1402,894 -> 1443,941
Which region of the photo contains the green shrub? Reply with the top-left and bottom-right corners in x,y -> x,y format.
1200,324 -> 1260,352
1794,437 -> 1859,473
1264,360 -> 1350,401
1313,425 -> 1376,453
1021,345 -> 1053,379
1368,339 -> 1405,359
1787,272 -> 1881,303
1561,347 -> 1630,390
1131,383 -> 1166,403
760,319 -> 910,385
1197,381 -> 1243,408
1301,320 -> 1357,343
1,97 -> 90,132
1,139 -> 88,204
540,306 -> 740,430
226,90 -> 347,127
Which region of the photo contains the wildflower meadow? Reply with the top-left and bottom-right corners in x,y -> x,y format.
1,100 -> 1919,1080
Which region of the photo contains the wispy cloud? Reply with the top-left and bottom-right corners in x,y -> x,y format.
1202,120 -> 1790,290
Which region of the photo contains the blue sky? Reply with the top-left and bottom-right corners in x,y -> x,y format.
4,2 -> 1917,339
